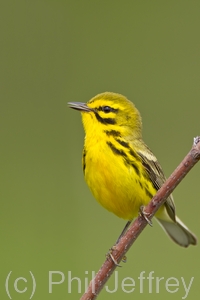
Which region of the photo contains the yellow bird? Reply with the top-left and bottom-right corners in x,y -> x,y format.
68,92 -> 197,247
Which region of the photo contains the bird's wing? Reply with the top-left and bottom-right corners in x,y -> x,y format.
137,148 -> 176,222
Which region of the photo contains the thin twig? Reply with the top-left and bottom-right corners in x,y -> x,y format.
81,136 -> 200,300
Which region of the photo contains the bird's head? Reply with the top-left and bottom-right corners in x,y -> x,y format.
68,92 -> 142,139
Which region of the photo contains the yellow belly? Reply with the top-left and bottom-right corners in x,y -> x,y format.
84,140 -> 156,220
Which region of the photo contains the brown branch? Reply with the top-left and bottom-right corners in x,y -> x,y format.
80,136 -> 200,300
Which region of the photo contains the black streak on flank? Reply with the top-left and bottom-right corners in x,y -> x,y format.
139,181 -> 143,190
95,112 -> 116,125
107,141 -> 141,177
145,187 -> 153,199
83,148 -> 86,174
106,141 -> 127,158
131,163 -> 140,176
104,130 -> 121,137
115,138 -> 139,161
115,139 -> 129,148
129,148 -> 138,159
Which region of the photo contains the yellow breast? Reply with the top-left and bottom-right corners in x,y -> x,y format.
83,136 -> 155,220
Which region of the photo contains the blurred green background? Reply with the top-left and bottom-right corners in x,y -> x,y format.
0,1 -> 199,299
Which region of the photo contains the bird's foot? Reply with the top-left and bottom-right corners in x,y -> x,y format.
139,205 -> 153,226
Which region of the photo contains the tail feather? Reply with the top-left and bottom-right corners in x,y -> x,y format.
156,216 -> 197,247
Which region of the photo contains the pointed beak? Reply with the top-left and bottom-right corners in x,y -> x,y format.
68,102 -> 93,112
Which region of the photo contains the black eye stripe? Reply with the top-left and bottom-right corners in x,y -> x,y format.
97,106 -> 118,113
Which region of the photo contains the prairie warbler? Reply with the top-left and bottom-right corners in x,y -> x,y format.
68,92 -> 197,247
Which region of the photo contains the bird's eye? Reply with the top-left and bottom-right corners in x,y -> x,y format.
102,106 -> 112,113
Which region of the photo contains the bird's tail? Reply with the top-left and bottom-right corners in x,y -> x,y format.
156,216 -> 197,247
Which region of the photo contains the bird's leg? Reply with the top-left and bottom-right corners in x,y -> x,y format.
107,220 -> 131,266
115,220 -> 132,245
